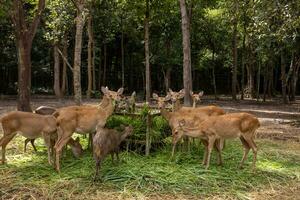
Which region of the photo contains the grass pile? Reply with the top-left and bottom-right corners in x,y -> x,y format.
0,135 -> 299,199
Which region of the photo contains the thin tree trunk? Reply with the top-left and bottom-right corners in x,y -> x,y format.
61,37 -> 68,96
212,47 -> 217,99
53,44 -> 61,98
179,0 -> 192,106
231,1 -> 238,101
103,44 -> 107,86
98,47 -> 102,89
256,55 -> 261,101
144,0 -> 151,103
281,50 -> 288,104
163,67 -> 171,93
263,63 -> 268,102
87,14 -> 93,99
121,17 -> 125,88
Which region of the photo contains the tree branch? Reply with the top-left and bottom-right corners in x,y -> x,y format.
57,47 -> 74,73
29,0 -> 46,44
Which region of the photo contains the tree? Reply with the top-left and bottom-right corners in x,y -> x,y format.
179,0 -> 192,106
73,0 -> 87,105
144,0 -> 151,102
231,0 -> 238,100
11,0 -> 45,111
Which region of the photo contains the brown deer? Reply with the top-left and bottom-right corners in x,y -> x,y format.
152,93 -> 225,164
118,91 -> 136,113
23,106 -> 83,159
175,113 -> 260,169
23,106 -> 58,153
0,111 -> 57,165
93,125 -> 133,181
168,89 -> 184,111
190,91 -> 204,108
53,86 -> 124,172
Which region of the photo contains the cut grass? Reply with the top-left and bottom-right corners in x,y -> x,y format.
0,135 -> 299,199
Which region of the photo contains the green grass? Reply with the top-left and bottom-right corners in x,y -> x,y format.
0,135 -> 299,199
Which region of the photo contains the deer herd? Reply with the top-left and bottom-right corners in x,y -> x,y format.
0,86 -> 260,180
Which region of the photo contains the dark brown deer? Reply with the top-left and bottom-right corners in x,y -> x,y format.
93,125 -> 133,181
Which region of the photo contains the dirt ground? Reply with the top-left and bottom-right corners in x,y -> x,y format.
1,95 -> 299,143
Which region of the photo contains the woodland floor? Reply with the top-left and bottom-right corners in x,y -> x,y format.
0,96 -> 299,200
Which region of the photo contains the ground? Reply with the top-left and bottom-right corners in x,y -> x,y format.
0,96 -> 299,200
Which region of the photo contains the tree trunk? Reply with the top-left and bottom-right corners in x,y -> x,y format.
263,63 -> 268,102
103,44 -> 107,86
231,1 -> 238,101
12,0 -> 45,112
17,41 -> 32,112
281,50 -> 288,104
212,47 -> 217,99
53,44 -> 61,99
87,14 -> 93,99
179,0 -> 192,106
164,68 -> 171,93
61,37 -> 68,96
256,56 -> 261,101
246,63 -> 254,98
98,47 -> 102,89
73,1 -> 86,105
144,0 -> 151,103
121,17 -> 125,88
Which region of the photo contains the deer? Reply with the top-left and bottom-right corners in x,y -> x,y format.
168,89 -> 185,111
190,91 -> 204,108
174,112 -> 260,170
152,93 -> 225,165
23,106 -> 58,153
53,86 -> 124,172
21,106 -> 83,159
0,111 -> 57,165
93,125 -> 133,181
118,91 -> 136,113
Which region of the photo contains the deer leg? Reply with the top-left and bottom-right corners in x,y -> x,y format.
111,153 -> 115,164
24,138 -> 30,152
94,159 -> 101,182
171,142 -> 177,158
205,137 -> 216,170
243,136 -> 257,169
116,148 -> 120,163
214,139 -> 223,166
0,133 -> 17,164
239,136 -> 250,169
201,139 -> 208,165
30,139 -> 37,152
55,135 -> 72,172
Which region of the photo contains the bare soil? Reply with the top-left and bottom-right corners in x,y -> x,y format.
1,95 -> 299,143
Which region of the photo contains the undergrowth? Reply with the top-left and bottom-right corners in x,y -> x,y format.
0,135 -> 299,199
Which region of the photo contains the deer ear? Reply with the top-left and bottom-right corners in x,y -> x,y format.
101,86 -> 108,94
165,94 -> 171,101
117,88 -> 124,95
179,89 -> 185,99
152,93 -> 159,100
131,91 -> 136,97
199,91 -> 204,97
168,88 -> 173,93
179,119 -> 186,127
190,91 -> 193,96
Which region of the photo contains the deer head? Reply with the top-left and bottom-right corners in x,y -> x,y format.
190,91 -> 204,107
101,86 -> 124,102
172,119 -> 187,145
168,89 -> 185,104
152,93 -> 171,108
